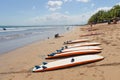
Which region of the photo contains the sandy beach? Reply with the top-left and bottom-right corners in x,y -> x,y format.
0,22 -> 120,80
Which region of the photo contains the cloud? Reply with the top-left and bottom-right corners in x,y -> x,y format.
88,7 -> 112,19
91,3 -> 95,7
65,11 -> 69,14
46,0 -> 91,11
26,12 -> 91,25
94,7 -> 112,13
27,13 -> 69,25
76,0 -> 90,3
63,0 -> 72,3
32,6 -> 36,10
63,0 -> 90,3
47,0 -> 63,11
116,2 -> 120,5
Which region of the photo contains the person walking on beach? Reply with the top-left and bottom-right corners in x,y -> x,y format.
89,22 -> 93,31
88,22 -> 93,35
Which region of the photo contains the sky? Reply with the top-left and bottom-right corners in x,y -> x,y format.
0,0 -> 120,25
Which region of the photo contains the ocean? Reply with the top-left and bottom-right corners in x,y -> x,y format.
0,25 -> 73,54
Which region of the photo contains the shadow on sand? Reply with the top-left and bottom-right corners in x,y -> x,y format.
0,62 -> 120,74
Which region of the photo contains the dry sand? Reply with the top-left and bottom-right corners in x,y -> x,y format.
0,22 -> 120,80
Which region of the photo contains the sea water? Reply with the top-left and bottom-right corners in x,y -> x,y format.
0,25 -> 73,54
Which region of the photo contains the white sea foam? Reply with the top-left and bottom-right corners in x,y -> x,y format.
0,26 -> 55,33
0,28 -> 27,32
0,25 -> 73,54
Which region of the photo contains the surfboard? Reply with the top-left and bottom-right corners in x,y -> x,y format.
67,42 -> 101,48
32,55 -> 104,72
46,49 -> 101,59
80,32 -> 104,37
64,39 -> 89,44
62,46 -> 102,52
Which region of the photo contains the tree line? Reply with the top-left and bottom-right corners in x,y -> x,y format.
88,5 -> 120,24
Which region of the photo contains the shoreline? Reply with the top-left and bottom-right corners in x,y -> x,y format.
0,23 -> 120,80
0,26 -> 73,55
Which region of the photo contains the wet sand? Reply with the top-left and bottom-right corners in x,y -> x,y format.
0,22 -> 120,80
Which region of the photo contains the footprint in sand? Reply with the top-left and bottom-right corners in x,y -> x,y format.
49,42 -> 55,44
92,74 -> 97,77
79,73 -> 84,75
38,54 -> 46,59
8,75 -> 15,80
25,73 -> 32,78
111,42 -> 117,46
49,77 -> 53,80
117,37 -> 120,40
9,78 -> 12,80
94,67 -> 105,80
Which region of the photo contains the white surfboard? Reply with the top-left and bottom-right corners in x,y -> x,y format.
32,55 -> 104,72
46,49 -> 101,59
62,46 -> 102,52
67,42 -> 101,48
64,39 -> 89,44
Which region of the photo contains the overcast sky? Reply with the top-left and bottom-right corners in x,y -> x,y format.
0,0 -> 120,25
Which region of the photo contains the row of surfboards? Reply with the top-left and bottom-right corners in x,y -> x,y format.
32,39 -> 104,72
